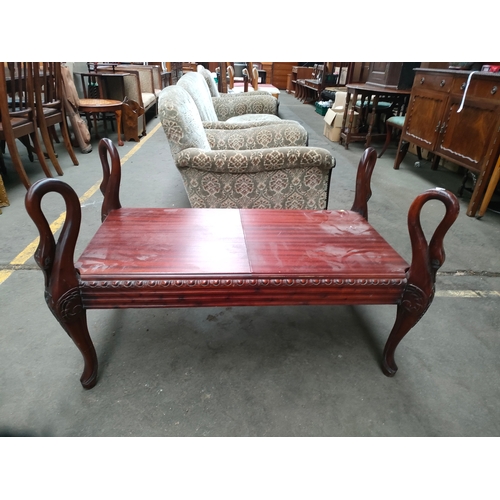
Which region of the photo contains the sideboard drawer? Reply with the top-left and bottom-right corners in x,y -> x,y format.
414,73 -> 453,93
452,76 -> 500,102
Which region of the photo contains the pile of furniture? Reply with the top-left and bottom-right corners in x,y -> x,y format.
0,62 -> 79,197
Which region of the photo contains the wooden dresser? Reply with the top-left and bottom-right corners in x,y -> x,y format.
397,68 -> 500,217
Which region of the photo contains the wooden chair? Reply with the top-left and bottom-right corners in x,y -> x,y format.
0,62 -> 54,188
33,62 -> 79,175
378,115 -> 427,169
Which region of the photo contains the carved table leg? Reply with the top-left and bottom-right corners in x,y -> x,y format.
25,177 -> 100,389
115,108 -> 124,146
382,188 -> 459,376
382,284 -> 432,376
46,288 -> 98,389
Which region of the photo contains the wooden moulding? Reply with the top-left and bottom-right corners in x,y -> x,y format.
25,140 -> 460,389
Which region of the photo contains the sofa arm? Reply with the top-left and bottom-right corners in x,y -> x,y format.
205,122 -> 308,150
212,94 -> 278,120
176,146 -> 335,173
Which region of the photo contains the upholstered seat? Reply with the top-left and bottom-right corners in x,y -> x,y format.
177,72 -> 282,126
378,115 -> 422,166
159,86 -> 335,209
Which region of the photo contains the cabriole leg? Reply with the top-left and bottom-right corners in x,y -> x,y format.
46,288 -> 98,389
382,285 -> 432,376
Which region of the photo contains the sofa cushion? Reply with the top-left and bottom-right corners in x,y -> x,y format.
142,92 -> 156,109
227,114 -> 281,124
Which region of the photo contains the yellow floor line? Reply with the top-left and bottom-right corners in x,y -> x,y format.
1,123 -> 161,286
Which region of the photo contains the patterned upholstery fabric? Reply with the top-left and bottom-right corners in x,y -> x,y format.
205,123 -> 308,150
159,86 -> 335,210
177,72 -> 279,123
197,65 -> 220,97
159,86 -> 210,155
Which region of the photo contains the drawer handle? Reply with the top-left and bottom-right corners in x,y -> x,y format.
492,86 -> 498,95
435,120 -> 441,132
420,77 -> 425,84
461,83 -> 466,90
440,80 -> 446,87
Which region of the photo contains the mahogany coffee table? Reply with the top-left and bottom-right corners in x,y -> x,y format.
25,140 -> 460,390
79,98 -> 124,146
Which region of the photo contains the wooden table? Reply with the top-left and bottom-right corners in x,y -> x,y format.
78,98 -> 124,146
340,83 -> 410,149
25,141 -> 460,389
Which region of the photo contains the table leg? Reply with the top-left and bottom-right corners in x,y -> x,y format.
115,109 -> 124,146
342,91 -> 356,149
365,95 -> 378,148
477,155 -> 500,218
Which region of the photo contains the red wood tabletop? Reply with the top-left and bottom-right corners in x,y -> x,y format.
76,209 -> 408,281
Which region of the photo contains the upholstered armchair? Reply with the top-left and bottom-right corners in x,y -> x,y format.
159,86 -> 335,209
177,72 -> 282,125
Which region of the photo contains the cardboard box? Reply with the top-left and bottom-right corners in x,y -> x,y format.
323,106 -> 359,142
323,108 -> 343,142
324,122 -> 341,142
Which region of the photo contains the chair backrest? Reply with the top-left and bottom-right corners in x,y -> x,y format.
251,67 -> 259,90
158,86 -> 210,157
197,65 -> 219,98
177,72 -> 218,122
227,65 -> 234,89
35,62 -> 63,108
3,62 -> 35,115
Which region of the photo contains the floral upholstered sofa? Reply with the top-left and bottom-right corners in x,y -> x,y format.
159,86 -> 335,209
177,72 -> 282,125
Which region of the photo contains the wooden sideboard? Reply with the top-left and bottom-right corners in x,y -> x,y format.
396,68 -> 500,217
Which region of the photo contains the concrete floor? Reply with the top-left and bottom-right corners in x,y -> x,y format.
1,90 -> 500,438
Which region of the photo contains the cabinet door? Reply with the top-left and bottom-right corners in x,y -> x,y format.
436,95 -> 500,174
401,89 -> 447,150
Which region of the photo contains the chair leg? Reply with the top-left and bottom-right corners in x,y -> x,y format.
30,130 -> 55,178
58,117 -> 79,166
393,134 -> 409,170
378,123 -> 394,158
38,120 -> 64,176
49,125 -> 60,143
17,136 -> 35,162
3,136 -> 33,188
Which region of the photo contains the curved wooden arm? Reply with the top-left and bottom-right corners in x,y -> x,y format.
382,187 -> 459,376
98,138 -> 122,222
350,147 -> 378,220
25,178 -> 81,290
25,179 -> 98,389
407,187 -> 460,287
